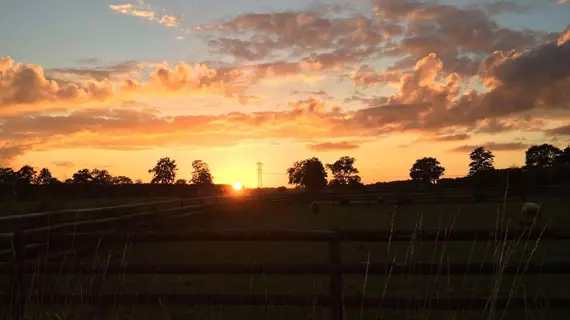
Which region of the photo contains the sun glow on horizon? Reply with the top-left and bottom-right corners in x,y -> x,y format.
232,182 -> 243,191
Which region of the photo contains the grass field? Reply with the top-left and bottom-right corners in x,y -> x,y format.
8,194 -> 567,319
0,197 -> 174,216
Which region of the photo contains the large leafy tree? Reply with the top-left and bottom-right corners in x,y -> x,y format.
35,168 -> 60,185
468,147 -> 495,176
16,165 -> 37,184
0,168 -> 15,184
175,179 -> 187,185
409,157 -> 445,185
287,157 -> 328,192
72,169 -> 93,183
148,157 -> 178,184
525,144 -> 562,168
112,176 -> 133,184
91,169 -> 114,184
555,146 -> 570,166
190,160 -> 214,185
326,156 -> 361,186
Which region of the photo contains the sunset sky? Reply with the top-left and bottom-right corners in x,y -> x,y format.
1,0 -> 569,187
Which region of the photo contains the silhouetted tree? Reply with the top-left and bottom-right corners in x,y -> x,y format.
17,165 -> 37,185
525,144 -> 562,168
555,146 -> 570,166
72,169 -> 93,183
36,168 -> 57,185
347,175 -> 363,187
91,169 -> 113,184
469,147 -> 495,176
191,160 -> 214,185
0,168 -> 15,184
409,157 -> 445,185
0,167 -> 16,197
135,179 -> 144,184
287,157 -> 328,192
148,157 -> 178,184
175,179 -> 187,185
326,156 -> 361,186
112,176 -> 133,184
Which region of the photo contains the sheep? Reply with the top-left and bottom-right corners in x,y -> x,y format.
521,202 -> 542,221
310,201 -> 320,214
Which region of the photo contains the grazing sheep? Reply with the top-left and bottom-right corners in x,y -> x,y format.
522,202 -> 542,221
310,201 -> 320,214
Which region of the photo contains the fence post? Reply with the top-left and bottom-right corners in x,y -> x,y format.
328,235 -> 344,320
11,231 -> 27,320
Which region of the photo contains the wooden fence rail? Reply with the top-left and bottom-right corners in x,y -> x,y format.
9,228 -> 570,243
4,229 -> 570,320
2,293 -> 570,310
4,261 -> 570,275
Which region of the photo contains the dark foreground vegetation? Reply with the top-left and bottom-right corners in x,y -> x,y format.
0,186 -> 569,319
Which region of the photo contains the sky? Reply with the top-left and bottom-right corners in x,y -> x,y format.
1,0 -> 570,187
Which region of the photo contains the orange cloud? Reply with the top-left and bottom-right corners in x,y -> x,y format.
0,57 -> 257,112
53,161 -> 75,168
431,133 -> 471,142
306,141 -> 361,152
352,65 -> 400,87
558,25 -> 570,46
109,4 -> 155,20
159,15 -> 182,27
49,60 -> 148,82
546,124 -> 570,136
450,142 -> 528,153
0,56 -> 115,107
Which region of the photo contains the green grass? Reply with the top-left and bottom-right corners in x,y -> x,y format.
4,195 -> 570,319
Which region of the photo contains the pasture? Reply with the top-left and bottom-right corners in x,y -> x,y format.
2,193 -> 570,319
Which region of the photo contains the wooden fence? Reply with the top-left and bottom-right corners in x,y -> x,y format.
3,229 -> 570,320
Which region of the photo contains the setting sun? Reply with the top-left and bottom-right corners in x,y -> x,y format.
232,182 -> 243,191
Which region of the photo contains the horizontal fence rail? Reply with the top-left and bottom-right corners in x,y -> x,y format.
0,195 -> 230,224
5,262 -> 570,275
9,229 -> 570,244
1,294 -> 569,310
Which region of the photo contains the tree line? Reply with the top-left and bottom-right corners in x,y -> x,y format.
286,144 -> 570,191
0,157 -> 214,187
1,143 -> 568,192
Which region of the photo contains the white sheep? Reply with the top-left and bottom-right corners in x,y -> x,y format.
521,202 -> 542,221
310,201 -> 320,214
